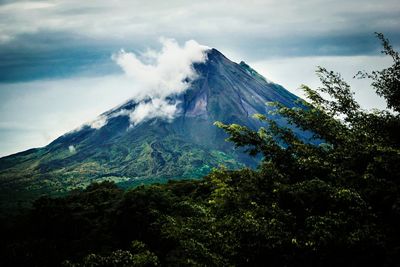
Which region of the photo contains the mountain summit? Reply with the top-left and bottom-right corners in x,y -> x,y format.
0,48 -> 304,209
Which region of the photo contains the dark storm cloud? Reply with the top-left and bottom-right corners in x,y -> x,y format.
0,0 -> 399,82
0,31 -> 123,82
232,32 -> 400,59
1,31 -> 399,82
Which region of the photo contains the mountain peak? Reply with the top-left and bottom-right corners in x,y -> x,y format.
207,48 -> 228,59
0,48 -> 306,210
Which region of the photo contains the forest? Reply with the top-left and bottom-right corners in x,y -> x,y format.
0,33 -> 399,266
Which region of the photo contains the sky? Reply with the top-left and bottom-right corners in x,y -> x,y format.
0,0 -> 399,157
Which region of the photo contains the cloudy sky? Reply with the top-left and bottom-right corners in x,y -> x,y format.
0,0 -> 399,156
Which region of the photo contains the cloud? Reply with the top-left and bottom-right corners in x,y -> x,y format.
106,38 -> 208,125
1,0 -> 399,82
68,145 -> 76,153
129,98 -> 178,125
113,38 -> 208,99
1,0 -> 399,46
88,115 -> 108,129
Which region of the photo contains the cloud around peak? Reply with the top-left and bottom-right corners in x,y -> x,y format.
113,38 -> 209,99
86,38 -> 209,128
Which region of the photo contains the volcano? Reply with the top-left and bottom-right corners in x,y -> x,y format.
0,48 -> 306,210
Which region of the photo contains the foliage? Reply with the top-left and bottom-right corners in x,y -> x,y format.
214,32 -> 400,265
356,33 -> 400,112
62,241 -> 159,267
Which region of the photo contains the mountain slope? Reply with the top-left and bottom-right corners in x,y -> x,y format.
0,48 -> 305,210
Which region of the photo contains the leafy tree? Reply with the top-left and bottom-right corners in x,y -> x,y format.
214,32 -> 400,265
62,241 -> 159,267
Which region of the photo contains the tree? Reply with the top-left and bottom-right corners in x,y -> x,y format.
215,33 -> 400,265
62,241 -> 159,267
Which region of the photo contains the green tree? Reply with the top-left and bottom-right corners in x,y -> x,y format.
62,241 -> 159,267
214,33 -> 400,265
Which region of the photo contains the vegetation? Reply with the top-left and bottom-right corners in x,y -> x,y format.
0,33 -> 399,266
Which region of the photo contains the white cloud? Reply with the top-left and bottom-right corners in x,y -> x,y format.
113,38 -> 208,99
88,115 -> 108,129
109,38 -> 208,125
68,145 -> 76,153
129,98 -> 178,125
55,39 -> 208,131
